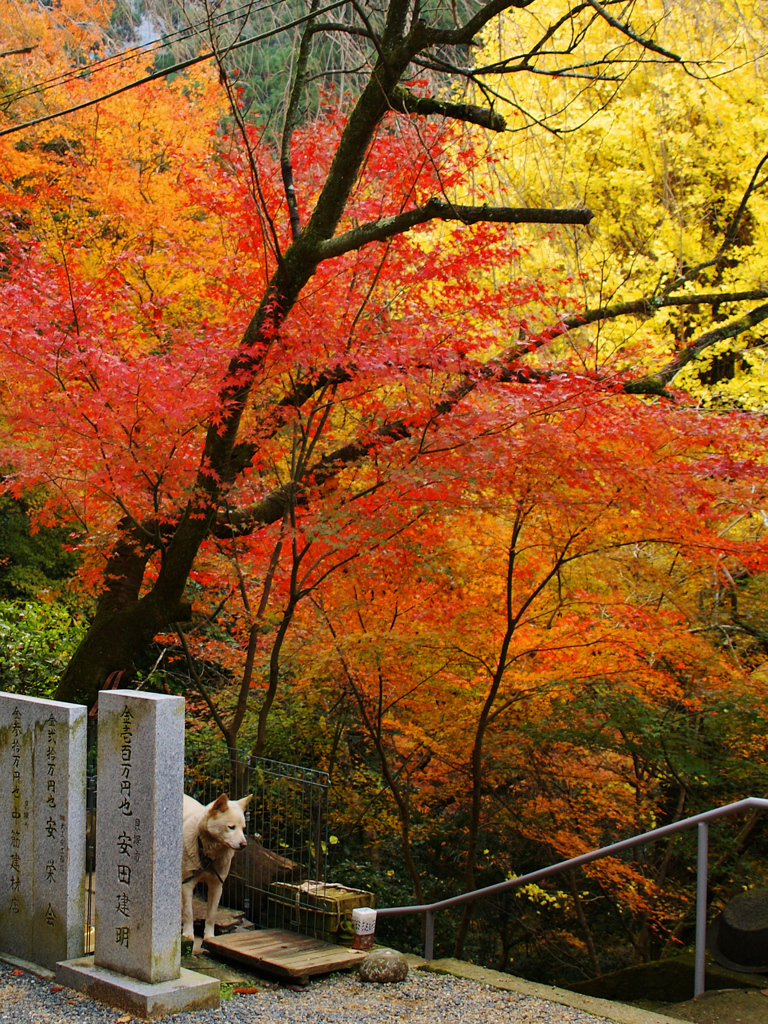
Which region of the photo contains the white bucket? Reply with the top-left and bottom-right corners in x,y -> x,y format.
352,907 -> 377,950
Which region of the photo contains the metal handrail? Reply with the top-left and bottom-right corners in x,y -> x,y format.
377,797 -> 768,998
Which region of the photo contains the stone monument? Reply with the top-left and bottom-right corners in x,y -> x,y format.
0,691 -> 87,970
57,690 -> 219,1019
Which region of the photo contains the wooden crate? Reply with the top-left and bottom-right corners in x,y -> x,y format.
268,881 -> 374,939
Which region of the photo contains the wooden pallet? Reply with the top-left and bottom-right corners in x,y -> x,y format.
202,929 -> 369,984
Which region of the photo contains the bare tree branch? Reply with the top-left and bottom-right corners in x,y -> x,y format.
317,198 -> 593,260
0,46 -> 35,59
660,150 -> 768,294
389,85 -> 506,130
582,0 -> 681,62
559,288 -> 768,330
420,0 -> 537,48
281,2 -> 322,240
625,302 -> 768,394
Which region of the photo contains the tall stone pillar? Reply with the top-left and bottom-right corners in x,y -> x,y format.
0,692 -> 87,970
93,691 -> 183,983
57,690 -> 219,1019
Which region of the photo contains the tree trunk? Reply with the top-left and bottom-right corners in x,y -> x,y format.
55,595 -> 192,706
55,508 -> 212,705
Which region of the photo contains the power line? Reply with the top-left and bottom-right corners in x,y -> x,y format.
3,0 -> 285,103
1,0 -> 291,106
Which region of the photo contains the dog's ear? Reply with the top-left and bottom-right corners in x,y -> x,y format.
209,794 -> 229,815
237,794 -> 253,809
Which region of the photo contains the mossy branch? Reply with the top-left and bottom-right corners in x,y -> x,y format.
389,86 -> 506,131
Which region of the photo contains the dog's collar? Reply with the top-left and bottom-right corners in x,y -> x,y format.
182,836 -> 225,886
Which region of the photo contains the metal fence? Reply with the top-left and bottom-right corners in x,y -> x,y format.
84,716 -> 97,954
185,751 -> 330,934
83,728 -> 331,952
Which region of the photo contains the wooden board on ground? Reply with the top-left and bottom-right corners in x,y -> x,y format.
202,929 -> 369,984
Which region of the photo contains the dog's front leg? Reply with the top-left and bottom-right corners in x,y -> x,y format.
181,880 -> 195,942
204,876 -> 223,940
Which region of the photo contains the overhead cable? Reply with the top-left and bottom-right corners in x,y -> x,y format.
2,0 -> 290,105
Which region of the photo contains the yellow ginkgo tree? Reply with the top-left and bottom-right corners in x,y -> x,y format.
475,0 -> 768,408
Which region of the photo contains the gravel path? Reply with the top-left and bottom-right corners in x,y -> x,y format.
0,959 -> 612,1024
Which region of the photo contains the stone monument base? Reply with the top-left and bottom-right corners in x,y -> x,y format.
56,957 -> 220,1020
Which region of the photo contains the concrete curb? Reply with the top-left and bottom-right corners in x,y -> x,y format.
421,958 -> 684,1024
0,951 -> 55,979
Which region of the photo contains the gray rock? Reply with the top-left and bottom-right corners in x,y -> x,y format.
358,948 -> 409,983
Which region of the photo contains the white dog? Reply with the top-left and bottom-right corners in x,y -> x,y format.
181,792 -> 253,941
